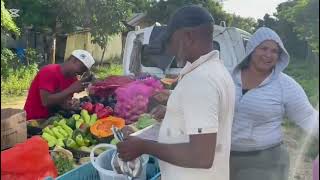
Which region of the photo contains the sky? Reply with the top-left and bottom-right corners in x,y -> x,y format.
222,0 -> 288,20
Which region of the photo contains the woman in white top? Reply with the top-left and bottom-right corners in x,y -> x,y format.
230,27 -> 319,180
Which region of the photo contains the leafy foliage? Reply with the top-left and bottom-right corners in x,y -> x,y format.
257,0 -> 319,56
1,48 -> 39,96
1,48 -> 20,78
145,0 -> 232,26
1,0 -> 20,35
229,14 -> 257,33
278,0 -> 319,54
7,0 -> 85,33
86,0 -> 132,49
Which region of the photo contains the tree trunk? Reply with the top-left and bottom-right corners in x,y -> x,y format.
50,18 -> 58,64
51,34 -> 56,64
100,46 -> 107,66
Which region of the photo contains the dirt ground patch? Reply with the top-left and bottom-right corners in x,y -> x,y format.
1,91 -> 88,110
283,126 -> 315,180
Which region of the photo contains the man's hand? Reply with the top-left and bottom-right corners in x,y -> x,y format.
150,104 -> 166,122
117,136 -> 145,161
121,125 -> 136,138
67,81 -> 88,93
116,133 -> 216,168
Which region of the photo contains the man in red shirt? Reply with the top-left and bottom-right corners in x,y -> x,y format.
24,50 -> 95,120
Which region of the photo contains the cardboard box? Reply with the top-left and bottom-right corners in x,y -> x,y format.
1,108 -> 27,150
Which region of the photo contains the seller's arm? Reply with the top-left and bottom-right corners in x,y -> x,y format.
40,80 -> 86,107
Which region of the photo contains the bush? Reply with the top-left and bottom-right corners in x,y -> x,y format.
1,48 -> 20,78
1,63 -> 38,96
284,58 -> 319,107
1,48 -> 39,96
25,48 -> 43,65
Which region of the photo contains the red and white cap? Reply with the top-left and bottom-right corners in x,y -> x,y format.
71,50 -> 95,69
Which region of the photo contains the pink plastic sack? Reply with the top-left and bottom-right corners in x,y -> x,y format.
313,155 -> 319,180
88,75 -> 134,98
1,136 -> 58,180
115,78 -> 163,124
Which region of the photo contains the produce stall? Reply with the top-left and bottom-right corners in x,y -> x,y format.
2,74 -> 176,180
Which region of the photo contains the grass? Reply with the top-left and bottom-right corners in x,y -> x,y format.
1,64 -> 38,97
91,64 -> 123,80
284,58 -> 319,106
1,56 -> 124,106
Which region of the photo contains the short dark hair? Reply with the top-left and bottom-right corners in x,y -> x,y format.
158,5 -> 214,44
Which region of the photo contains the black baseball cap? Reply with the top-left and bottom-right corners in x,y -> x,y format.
159,5 -> 215,44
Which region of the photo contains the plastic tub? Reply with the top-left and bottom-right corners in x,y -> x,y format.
90,144 -> 149,180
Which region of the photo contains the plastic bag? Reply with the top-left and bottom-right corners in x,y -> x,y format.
115,78 -> 163,124
88,75 -> 134,98
1,136 -> 58,180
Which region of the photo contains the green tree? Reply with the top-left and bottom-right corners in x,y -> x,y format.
229,14 -> 257,33
277,0 -> 319,55
145,0 -> 232,26
7,0 -> 86,64
1,0 -> 20,35
8,0 -> 132,65
257,7 -> 310,58
85,0 -> 132,65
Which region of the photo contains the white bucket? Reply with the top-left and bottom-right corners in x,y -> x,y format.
90,144 -> 149,180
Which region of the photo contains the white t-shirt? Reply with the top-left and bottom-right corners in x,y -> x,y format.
158,50 -> 235,180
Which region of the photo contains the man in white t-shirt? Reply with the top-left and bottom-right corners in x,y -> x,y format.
117,5 -> 235,180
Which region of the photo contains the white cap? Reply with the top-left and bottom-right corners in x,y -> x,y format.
71,50 -> 95,69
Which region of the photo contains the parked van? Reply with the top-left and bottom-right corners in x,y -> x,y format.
122,23 -> 251,78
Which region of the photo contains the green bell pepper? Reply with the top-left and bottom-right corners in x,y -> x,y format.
89,114 -> 98,126
75,119 -> 84,129
42,132 -> 57,147
66,118 -> 76,129
56,126 -> 68,138
65,138 -> 79,149
81,110 -> 91,124
75,134 -> 85,147
56,138 -> 65,147
72,114 -> 81,121
43,127 -> 55,136
60,123 -> 73,136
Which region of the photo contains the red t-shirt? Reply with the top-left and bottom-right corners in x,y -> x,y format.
24,64 -> 77,120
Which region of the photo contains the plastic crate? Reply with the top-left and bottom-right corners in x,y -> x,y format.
45,157 -> 161,180
45,162 -> 99,180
